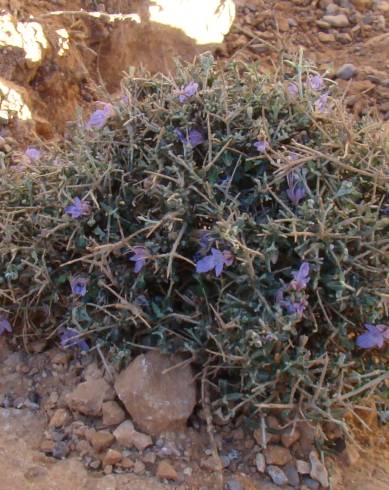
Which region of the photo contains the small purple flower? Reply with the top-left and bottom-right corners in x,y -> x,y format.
25,147 -> 41,162
286,172 -> 306,206
178,81 -> 199,103
254,140 -> 269,153
65,197 -> 91,219
174,128 -> 205,148
86,103 -> 114,129
315,92 -> 329,113
196,248 -> 234,277
356,323 -> 389,349
287,82 -> 298,98
0,314 -> 12,335
60,328 -> 89,351
285,298 -> 308,315
129,246 -> 150,273
199,231 -> 212,249
290,262 -> 310,291
70,276 -> 89,296
308,74 -> 324,91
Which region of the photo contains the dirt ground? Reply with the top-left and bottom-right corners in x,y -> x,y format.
0,1 -> 389,489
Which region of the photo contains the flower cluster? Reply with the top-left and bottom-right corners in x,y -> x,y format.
276,262 -> 311,316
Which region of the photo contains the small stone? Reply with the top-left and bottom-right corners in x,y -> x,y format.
309,451 -> 329,488
318,32 -> 336,42
142,451 -> 157,464
65,378 -> 114,416
51,351 -> 72,365
264,445 -> 292,466
255,452 -> 266,473
322,14 -> 350,27
40,440 -> 54,454
340,443 -> 360,465
276,16 -> 289,32
103,465 -> 113,475
336,63 -> 358,80
133,460 -> 146,475
113,420 -> 153,451
225,479 -> 244,490
120,457 -> 135,469
335,32 -> 352,43
52,441 -> 69,459
231,428 -> 245,440
90,431 -> 115,452
284,463 -> 300,487
114,351 -> 196,435
49,408 -> 72,428
350,0 -> 373,9
316,20 -> 331,28
302,477 -> 320,490
156,460 -> 178,481
267,465 -> 288,486
281,428 -> 301,448
103,449 -> 122,466
326,3 -> 340,14
296,459 -> 311,474
102,401 -> 126,426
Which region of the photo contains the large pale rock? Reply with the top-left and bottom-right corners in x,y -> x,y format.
114,351 -> 196,435
65,378 -> 114,416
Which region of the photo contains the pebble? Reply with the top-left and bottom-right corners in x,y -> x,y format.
225,479 -> 244,490
49,408 -> 72,429
119,457 -> 134,469
267,465 -> 289,486
65,378 -> 114,416
322,14 -> 350,27
318,32 -> 336,42
296,459 -> 311,474
90,431 -> 115,452
326,3 -> 341,14
255,452 -> 266,473
102,401 -> 126,426
142,451 -> 157,465
103,449 -> 122,467
133,460 -> 146,475
340,443 -> 360,465
309,451 -> 329,488
52,441 -> 69,459
336,32 -> 353,43
336,63 -> 358,80
156,460 -> 178,481
302,477 -> 320,490
284,463 -> 300,487
264,445 -> 292,465
351,0 -> 373,8
113,420 -> 153,451
281,427 -> 301,448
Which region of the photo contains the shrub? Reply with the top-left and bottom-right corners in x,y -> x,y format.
1,55 -> 388,423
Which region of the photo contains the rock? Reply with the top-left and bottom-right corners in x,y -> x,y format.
284,463 -> 300,487
340,442 -> 360,465
103,449 -> 122,467
296,459 -> 311,474
351,0 -> 373,9
281,428 -> 301,448
302,477 -> 320,490
309,451 -> 329,488
113,420 -> 153,451
133,460 -> 146,475
322,14 -> 350,27
335,32 -> 352,43
267,465 -> 288,486
120,457 -> 135,469
318,32 -> 336,43
264,445 -> 292,465
114,351 -> 196,435
255,452 -> 266,473
102,401 -> 126,426
276,16 -> 289,32
65,378 -> 114,416
90,431 -> 115,452
52,441 -> 70,459
253,428 -> 272,446
103,464 -> 113,475
156,460 -> 178,481
316,19 -> 331,28
49,408 -> 72,428
336,63 -> 358,80
225,479 -> 244,490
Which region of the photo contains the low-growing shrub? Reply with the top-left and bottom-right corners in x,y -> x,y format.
1,55 -> 388,423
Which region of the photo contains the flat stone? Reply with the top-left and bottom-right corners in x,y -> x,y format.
103,449 -> 122,467
267,465 -> 288,486
115,351 -> 196,435
102,401 -> 126,426
113,420 -> 153,451
156,460 -> 178,481
281,427 -> 301,448
296,459 -> 311,474
322,14 -> 350,27
309,450 -> 329,488
255,452 -> 266,473
264,445 -> 292,466
284,463 -> 300,487
318,32 -> 336,43
65,378 -> 114,416
336,63 -> 358,80
90,431 -> 115,452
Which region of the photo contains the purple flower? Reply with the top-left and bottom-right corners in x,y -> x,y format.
356,323 -> 389,349
290,262 -> 310,291
174,128 -> 205,148
70,276 -> 89,296
86,103 -> 114,129
308,74 -> 324,91
285,298 -> 308,315
60,328 -> 89,351
287,82 -> 298,98
178,81 -> 199,103
65,197 -> 91,219
196,248 -> 233,277
0,314 -> 12,335
254,140 -> 269,153
315,92 -> 329,113
286,172 -> 306,206
25,147 -> 41,162
129,246 -> 150,273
